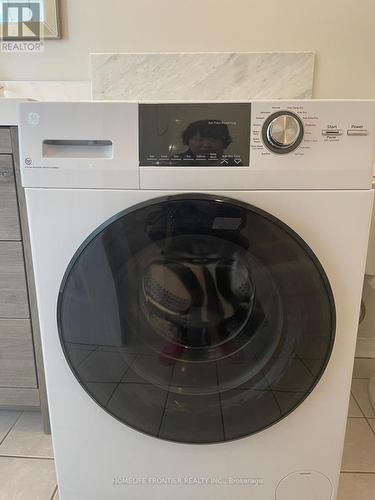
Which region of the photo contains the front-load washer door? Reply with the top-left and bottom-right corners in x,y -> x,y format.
57,194 -> 335,444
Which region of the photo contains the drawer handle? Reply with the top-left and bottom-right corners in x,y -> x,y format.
42,139 -> 113,159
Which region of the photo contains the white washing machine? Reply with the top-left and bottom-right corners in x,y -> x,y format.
19,100 -> 374,500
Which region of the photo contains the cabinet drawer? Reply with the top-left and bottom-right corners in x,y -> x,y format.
0,319 -> 37,388
0,129 -> 12,154
0,388 -> 39,408
0,242 -> 29,318
0,155 -> 21,240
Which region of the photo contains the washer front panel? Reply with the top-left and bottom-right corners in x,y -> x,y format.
57,194 -> 335,444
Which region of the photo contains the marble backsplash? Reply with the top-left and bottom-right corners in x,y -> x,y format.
0,81 -> 91,101
91,52 -> 315,101
0,53 -> 314,101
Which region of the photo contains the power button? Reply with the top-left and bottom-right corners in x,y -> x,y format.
347,129 -> 369,136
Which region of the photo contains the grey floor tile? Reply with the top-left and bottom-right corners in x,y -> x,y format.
0,456 -> 56,500
0,411 -> 21,443
348,395 -> 363,417
352,358 -> 375,379
351,379 -> 375,418
0,411 -> 53,458
338,472 -> 375,500
341,418 -> 375,472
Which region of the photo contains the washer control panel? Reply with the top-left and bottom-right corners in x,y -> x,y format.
250,101 -> 375,163
18,100 -> 375,190
139,101 -> 374,166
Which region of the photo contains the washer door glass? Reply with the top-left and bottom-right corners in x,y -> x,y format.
58,195 -> 335,444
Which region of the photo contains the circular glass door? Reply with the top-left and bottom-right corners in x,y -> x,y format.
57,194 -> 335,444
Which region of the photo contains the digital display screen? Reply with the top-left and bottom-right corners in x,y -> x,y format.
139,103 -> 251,166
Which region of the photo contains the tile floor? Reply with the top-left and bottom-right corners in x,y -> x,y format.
338,357 -> 375,499
0,358 -> 374,500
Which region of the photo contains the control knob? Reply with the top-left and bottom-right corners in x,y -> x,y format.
262,111 -> 304,154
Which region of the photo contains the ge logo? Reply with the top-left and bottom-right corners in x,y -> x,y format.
25,157 -> 32,166
28,112 -> 40,126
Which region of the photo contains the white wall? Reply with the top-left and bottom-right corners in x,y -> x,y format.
0,0 -> 375,99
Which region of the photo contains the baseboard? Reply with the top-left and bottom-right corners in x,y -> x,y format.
355,337 -> 375,358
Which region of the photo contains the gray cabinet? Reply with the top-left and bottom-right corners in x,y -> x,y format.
0,242 -> 29,318
0,319 -> 37,387
0,129 -> 12,154
0,155 -> 21,239
0,127 -> 49,429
